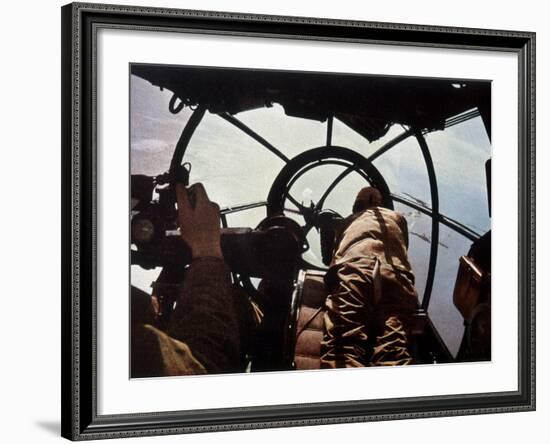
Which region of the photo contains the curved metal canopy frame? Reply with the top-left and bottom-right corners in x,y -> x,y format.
265,146 -> 394,271
169,105 -> 483,311
414,129 -> 440,310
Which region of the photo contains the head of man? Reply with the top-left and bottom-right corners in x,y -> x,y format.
352,187 -> 384,214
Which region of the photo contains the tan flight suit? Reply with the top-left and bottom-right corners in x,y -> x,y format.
320,207 -> 418,368
131,257 -> 240,377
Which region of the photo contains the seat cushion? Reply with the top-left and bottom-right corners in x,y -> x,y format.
294,271 -> 328,370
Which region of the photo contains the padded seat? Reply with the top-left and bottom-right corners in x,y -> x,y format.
293,271 -> 328,370
292,269 -> 429,368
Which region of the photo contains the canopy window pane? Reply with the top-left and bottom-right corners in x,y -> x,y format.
393,201 -> 431,300
425,115 -> 491,234
372,135 -> 432,208
130,75 -> 192,176
184,112 -> 285,208
237,104 -> 327,159
323,171 -> 376,219
428,223 -> 474,357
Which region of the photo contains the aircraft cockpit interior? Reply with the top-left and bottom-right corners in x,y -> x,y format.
130,64 -> 492,374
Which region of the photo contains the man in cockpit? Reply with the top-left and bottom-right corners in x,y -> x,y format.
131,183 -> 241,376
319,187 -> 419,368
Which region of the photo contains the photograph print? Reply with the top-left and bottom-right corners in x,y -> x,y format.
129,64 -> 491,378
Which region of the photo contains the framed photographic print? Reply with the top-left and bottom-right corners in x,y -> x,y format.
61,2 -> 535,440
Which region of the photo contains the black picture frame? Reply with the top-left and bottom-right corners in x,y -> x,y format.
61,2 -> 536,440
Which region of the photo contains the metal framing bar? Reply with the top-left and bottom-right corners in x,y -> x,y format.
415,129 -> 440,310
278,158 -> 371,215
285,159 -> 370,198
218,194 -> 479,240
444,109 -> 480,128
391,194 -> 480,242
367,128 -> 414,162
314,129 -> 414,209
219,112 -> 290,163
326,116 -> 333,147
169,105 -> 207,173
220,201 -> 267,215
316,166 -> 354,210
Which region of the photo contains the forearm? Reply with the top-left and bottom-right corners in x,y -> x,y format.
167,257 -> 240,373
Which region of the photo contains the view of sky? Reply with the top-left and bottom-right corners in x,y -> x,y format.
130,73 -> 491,358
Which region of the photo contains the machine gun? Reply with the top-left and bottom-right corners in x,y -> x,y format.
130,165 -> 305,281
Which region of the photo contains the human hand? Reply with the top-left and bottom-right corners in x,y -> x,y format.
176,183 -> 223,259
